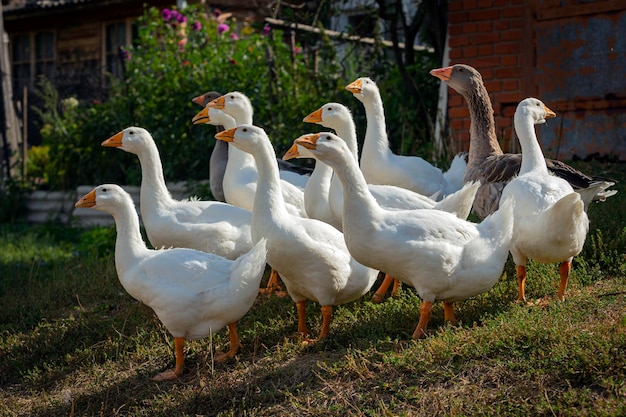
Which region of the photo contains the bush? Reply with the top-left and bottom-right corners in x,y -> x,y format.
32,4 -> 439,192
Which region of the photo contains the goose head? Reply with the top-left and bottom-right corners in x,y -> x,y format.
283,134 -> 318,161
101,126 -> 152,155
345,77 -> 378,103
192,105 -> 236,127
75,184 -> 130,215
294,132 -> 350,168
207,91 -> 253,124
214,124 -> 267,155
191,91 -> 221,107
515,97 -> 556,126
429,64 -> 483,96
303,102 -> 352,130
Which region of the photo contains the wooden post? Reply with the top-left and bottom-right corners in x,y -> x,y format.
0,2 -> 23,181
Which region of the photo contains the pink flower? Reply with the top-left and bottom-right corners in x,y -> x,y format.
218,23 -> 229,35
294,46 -> 302,54
230,32 -> 239,40
263,25 -> 271,36
178,38 -> 187,51
192,21 -> 202,31
161,8 -> 172,21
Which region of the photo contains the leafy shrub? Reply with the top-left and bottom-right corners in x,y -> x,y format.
32,4 -> 439,191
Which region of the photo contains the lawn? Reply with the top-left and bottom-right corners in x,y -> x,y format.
1,160 -> 625,416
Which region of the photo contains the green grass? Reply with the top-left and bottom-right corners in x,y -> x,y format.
1,161 -> 625,416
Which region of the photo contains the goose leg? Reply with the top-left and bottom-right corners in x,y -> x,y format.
390,278 -> 401,298
557,261 -> 571,302
260,269 -> 287,297
153,337 -> 185,381
412,301 -> 433,339
296,300 -> 310,339
318,305 -> 333,340
215,322 -> 243,362
371,273 -> 394,303
516,265 -> 527,302
443,302 -> 456,324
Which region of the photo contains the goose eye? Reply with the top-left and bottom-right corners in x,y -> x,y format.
457,67 -> 463,72
102,187 -> 108,192
242,128 -> 248,132
327,107 -> 332,111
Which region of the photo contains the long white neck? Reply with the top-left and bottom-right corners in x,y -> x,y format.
305,159 -> 333,213
228,110 -> 257,169
329,116 -> 359,209
249,140 -> 289,225
135,143 -> 175,210
361,91 -> 391,162
328,147 -> 383,229
110,198 -> 150,291
515,113 -> 548,176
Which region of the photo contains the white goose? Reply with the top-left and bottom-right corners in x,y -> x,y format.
198,91 -> 307,217
346,77 -> 466,197
300,102 -> 479,302
500,98 -> 589,302
191,103 -> 288,295
215,125 -> 379,341
102,127 -> 254,259
75,184 -> 267,380
302,102 -> 477,226
295,132 -> 514,338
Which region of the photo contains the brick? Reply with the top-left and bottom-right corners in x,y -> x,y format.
493,0 -> 510,6
472,32 -> 500,45
494,20 -> 510,31
495,66 -> 523,78
449,48 -> 464,59
477,0 -> 493,7
471,56 -> 501,69
502,5 -> 523,18
448,1 -> 464,12
478,44 -> 494,55
510,18 -> 523,29
464,45 -> 478,58
450,106 -> 470,118
448,95 -> 464,107
500,54 -> 518,66
502,79 -> 519,91
450,119 -> 465,131
463,23 -> 477,34
464,0 -> 478,10
450,36 -> 471,47
469,9 -> 500,21
449,25 -> 464,36
501,29 -> 523,42
449,12 -> 469,24
485,80 -> 502,92
495,42 -> 522,54
495,91 -> 522,104
477,21 -> 494,32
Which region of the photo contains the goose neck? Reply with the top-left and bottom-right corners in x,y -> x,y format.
515,114 -> 548,176
362,94 -> 391,156
465,84 -> 502,160
136,145 -> 174,208
250,141 -> 288,222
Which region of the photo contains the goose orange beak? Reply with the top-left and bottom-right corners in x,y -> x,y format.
303,107 -> 323,123
207,95 -> 226,109
75,189 -> 97,208
345,79 -> 362,94
430,66 -> 453,81
294,133 -> 320,150
282,143 -> 300,161
101,131 -> 123,147
192,107 -> 210,124
215,127 -> 236,142
545,105 -> 556,119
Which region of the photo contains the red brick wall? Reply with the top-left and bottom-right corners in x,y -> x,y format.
446,0 -> 526,153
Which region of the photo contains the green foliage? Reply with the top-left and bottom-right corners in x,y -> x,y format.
31,3 -> 439,191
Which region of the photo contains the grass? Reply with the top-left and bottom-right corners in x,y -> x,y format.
1,160 -> 625,416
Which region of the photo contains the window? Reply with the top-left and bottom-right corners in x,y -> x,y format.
11,32 -> 55,93
103,19 -> 136,81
